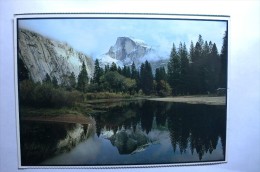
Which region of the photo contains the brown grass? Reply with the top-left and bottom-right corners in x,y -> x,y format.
21,114 -> 95,125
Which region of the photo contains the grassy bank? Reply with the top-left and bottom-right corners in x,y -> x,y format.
20,107 -> 84,117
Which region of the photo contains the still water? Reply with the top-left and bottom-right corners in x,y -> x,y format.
20,99 -> 226,166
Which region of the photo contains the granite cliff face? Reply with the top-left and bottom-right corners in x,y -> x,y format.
98,37 -> 168,71
107,37 -> 152,62
18,28 -> 94,84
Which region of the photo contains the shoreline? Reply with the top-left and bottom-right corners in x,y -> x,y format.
21,114 -> 95,125
20,95 -> 225,124
148,96 -> 226,105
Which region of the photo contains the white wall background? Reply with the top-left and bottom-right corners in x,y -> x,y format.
0,0 -> 259,172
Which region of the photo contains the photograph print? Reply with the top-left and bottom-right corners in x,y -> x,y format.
15,14 -> 228,167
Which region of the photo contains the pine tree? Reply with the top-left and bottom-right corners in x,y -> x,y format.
198,34 -> 204,48
193,35 -> 204,63
155,68 -> 161,83
43,73 -> 51,84
131,62 -> 140,92
189,41 -> 195,62
188,41 -> 197,94
179,42 -> 189,94
167,43 -> 180,95
190,35 -> 205,94
69,72 -> 76,89
121,65 -> 130,78
155,67 -> 167,82
219,31 -> 228,88
199,40 -> 210,93
207,43 -> 220,92
93,59 -> 103,85
104,64 -> 110,73
18,57 -> 29,81
122,65 -> 127,77
126,66 -> 131,78
77,61 -> 89,92
110,62 -> 117,71
155,67 -> 168,95
131,62 -> 137,79
117,66 -> 122,74
52,76 -> 58,88
203,41 -> 210,59
140,60 -> 153,95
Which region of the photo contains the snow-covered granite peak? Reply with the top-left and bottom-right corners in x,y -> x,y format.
98,36 -> 168,71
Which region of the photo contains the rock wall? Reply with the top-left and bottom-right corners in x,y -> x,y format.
18,28 -> 94,84
107,37 -> 152,62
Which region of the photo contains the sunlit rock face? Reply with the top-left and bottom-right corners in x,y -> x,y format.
98,37 -> 168,72
107,37 -> 152,62
18,28 -> 94,84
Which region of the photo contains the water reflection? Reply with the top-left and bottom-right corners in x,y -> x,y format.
20,99 -> 226,165
166,103 -> 226,160
20,121 -> 93,165
91,100 -> 226,162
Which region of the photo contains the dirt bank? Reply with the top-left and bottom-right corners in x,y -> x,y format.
21,114 -> 95,125
148,96 -> 226,105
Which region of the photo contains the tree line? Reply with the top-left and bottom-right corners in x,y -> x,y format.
19,32 -> 227,102
73,59 -> 171,96
74,32 -> 227,96
167,33 -> 227,95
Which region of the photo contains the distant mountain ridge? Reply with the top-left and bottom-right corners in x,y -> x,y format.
18,29 -> 169,85
98,37 -> 169,71
18,28 -> 94,84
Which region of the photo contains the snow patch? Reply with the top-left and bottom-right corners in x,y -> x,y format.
130,37 -> 151,48
99,54 -> 123,67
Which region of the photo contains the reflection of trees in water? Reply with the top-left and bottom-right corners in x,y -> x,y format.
167,103 -> 226,160
155,102 -> 168,127
140,101 -> 154,134
94,101 -> 142,137
93,100 -> 226,160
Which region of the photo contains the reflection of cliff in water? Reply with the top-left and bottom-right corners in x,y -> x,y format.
107,126 -> 150,154
92,100 -> 226,161
20,121 -> 95,165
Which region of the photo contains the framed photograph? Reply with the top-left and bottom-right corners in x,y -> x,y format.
14,13 -> 229,168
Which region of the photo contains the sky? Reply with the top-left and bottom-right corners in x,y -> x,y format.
18,18 -> 227,59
